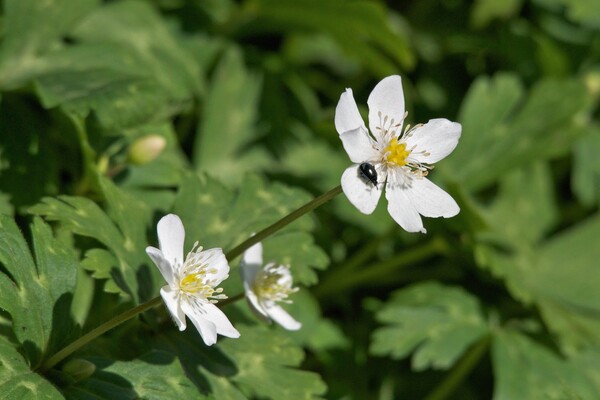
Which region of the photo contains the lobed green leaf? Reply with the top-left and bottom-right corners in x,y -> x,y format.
0,216 -> 78,368
64,351 -> 200,399
29,177 -> 155,303
445,74 -> 593,191
371,282 -> 489,371
0,337 -> 63,400
492,330 -> 596,399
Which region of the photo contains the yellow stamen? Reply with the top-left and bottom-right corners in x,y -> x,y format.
180,273 -> 213,296
254,265 -> 298,303
385,138 -> 410,166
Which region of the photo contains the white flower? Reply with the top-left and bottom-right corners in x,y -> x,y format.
335,75 -> 461,233
146,214 -> 240,345
240,241 -> 301,331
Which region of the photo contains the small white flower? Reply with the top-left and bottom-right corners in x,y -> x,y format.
240,241 -> 301,331
146,214 -> 240,345
335,75 -> 461,233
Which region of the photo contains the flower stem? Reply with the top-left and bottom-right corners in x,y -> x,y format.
314,226 -> 395,296
218,292 -> 245,307
225,185 -> 342,261
37,296 -> 163,373
424,335 -> 491,400
315,237 -> 446,298
38,291 -> 248,374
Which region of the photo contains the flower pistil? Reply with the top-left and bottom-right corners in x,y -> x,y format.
384,137 -> 410,167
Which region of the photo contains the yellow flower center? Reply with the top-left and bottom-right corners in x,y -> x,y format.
385,138 -> 410,166
179,272 -> 214,296
254,265 -> 298,303
176,243 -> 227,302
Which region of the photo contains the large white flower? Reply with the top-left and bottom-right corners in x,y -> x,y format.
240,241 -> 301,331
146,214 -> 240,345
335,75 -> 461,233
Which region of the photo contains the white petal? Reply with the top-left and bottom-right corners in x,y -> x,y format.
157,214 -> 185,268
335,88 -> 366,134
180,300 -> 217,345
407,177 -> 460,218
264,303 -> 301,331
198,248 -> 230,286
160,286 -> 186,331
241,263 -> 261,291
406,119 -> 461,164
367,75 -> 405,139
385,179 -> 425,233
201,303 -> 240,339
339,127 -> 380,163
341,165 -> 383,215
241,240 -> 263,267
245,288 -> 269,319
146,246 -> 175,287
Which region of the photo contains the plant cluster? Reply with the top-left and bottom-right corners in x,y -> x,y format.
1,0 -> 600,399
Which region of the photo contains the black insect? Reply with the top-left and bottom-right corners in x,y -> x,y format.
359,163 -> 378,187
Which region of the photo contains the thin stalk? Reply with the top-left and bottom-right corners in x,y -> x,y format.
218,292 -> 245,307
70,115 -> 99,196
315,236 -> 446,297
38,291 -> 247,374
424,335 -> 491,400
225,185 -> 342,261
316,226 -> 395,295
37,296 -> 163,373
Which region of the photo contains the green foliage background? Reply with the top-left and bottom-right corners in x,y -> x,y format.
1,0 -> 599,399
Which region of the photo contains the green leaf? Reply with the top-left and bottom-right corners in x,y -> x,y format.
0,95 -> 62,210
572,129 -> 600,207
173,173 -> 328,283
0,337 -> 63,400
155,325 -> 326,399
0,192 -> 13,216
283,290 -> 349,352
445,74 -> 592,191
471,0 -> 523,29
64,351 -> 201,399
29,177 -> 155,303
72,0 -> 202,100
0,0 -> 99,89
35,68 -> 170,130
220,324 -> 327,399
492,330 -> 596,399
263,231 -> 328,286
533,0 -> 600,28
193,47 -> 268,183
472,162 -> 558,305
531,213 -> 600,353
29,0 -> 205,129
483,162 -> 558,247
245,0 -> 414,74
370,282 -> 489,371
477,213 -> 600,353
0,216 -> 77,368
569,347 -> 600,393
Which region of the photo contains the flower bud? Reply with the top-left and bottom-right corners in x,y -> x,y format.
584,70 -> 600,100
61,359 -> 96,382
128,135 -> 167,165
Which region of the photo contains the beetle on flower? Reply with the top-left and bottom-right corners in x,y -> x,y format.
146,214 -> 240,345
335,75 -> 461,233
240,241 -> 301,331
